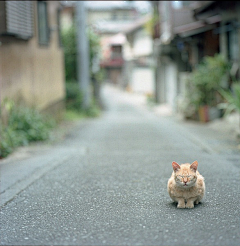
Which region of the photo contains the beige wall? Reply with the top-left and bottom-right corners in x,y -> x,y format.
87,9 -> 136,25
0,1 -> 65,114
61,6 -> 74,30
87,11 -> 112,25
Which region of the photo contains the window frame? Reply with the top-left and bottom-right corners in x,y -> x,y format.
57,7 -> 63,47
0,1 -> 34,40
37,1 -> 50,46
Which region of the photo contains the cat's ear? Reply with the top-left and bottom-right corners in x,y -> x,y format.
190,160 -> 198,172
172,161 -> 180,172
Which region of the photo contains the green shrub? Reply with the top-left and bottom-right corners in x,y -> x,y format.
8,107 -> 53,141
0,126 -> 20,158
0,102 -> 55,158
85,103 -> 101,118
65,82 -> 84,112
191,54 -> 229,107
219,83 -> 240,115
65,82 -> 100,118
62,24 -> 104,114
61,25 -> 102,82
180,54 -> 230,119
61,26 -> 78,82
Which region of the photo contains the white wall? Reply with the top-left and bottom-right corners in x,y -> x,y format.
133,29 -> 153,57
165,61 -> 178,112
122,24 -> 154,94
131,67 -> 154,94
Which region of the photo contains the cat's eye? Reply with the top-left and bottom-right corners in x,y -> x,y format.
176,175 -> 192,178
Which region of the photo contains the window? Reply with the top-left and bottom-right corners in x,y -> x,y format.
227,27 -> 239,61
0,1 -> 33,40
37,1 -> 49,45
57,8 -> 62,47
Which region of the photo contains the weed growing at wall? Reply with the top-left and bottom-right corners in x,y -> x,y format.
65,82 -> 101,118
0,102 -> 55,158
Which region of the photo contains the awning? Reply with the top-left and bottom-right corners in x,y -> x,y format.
173,15 -> 221,37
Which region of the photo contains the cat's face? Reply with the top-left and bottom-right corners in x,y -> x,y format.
174,172 -> 197,187
172,161 -> 198,188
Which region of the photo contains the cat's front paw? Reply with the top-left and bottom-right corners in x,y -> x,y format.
177,203 -> 186,208
186,202 -> 194,208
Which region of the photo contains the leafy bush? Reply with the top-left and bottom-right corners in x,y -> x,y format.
180,54 -> 230,119
219,83 -> 240,115
61,26 -> 77,82
61,25 -> 102,83
0,102 -> 55,158
84,103 -> 101,118
65,82 -> 84,112
65,82 -> 100,117
190,54 -> 229,107
0,126 -> 23,158
62,25 -> 103,118
8,107 -> 54,141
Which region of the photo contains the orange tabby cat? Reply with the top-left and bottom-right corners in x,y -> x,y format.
167,161 -> 205,208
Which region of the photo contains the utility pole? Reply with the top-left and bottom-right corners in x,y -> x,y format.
152,1 -> 161,104
76,1 -> 91,109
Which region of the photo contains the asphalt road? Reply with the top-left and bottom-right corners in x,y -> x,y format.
1,85 -> 240,245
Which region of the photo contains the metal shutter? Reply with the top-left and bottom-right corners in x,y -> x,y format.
2,1 -> 33,39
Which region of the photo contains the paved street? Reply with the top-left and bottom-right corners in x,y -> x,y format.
1,85 -> 240,245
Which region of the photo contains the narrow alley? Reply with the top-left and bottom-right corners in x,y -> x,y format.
0,85 -> 240,245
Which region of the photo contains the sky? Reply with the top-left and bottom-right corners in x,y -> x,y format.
63,1 -> 152,14
132,1 -> 152,13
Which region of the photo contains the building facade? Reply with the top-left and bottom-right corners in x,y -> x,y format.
0,1 -> 65,119
155,1 -> 240,115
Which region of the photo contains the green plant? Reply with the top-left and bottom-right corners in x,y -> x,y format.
144,2 -> 159,37
88,27 -> 101,75
61,25 -> 78,82
180,54 -> 230,120
191,54 -> 229,107
0,126 -> 21,158
0,101 -> 55,158
64,110 -> 85,121
65,82 -> 101,118
62,25 -> 104,114
61,25 -> 103,83
85,102 -> 101,118
219,83 -> 240,114
65,82 -> 84,112
8,106 -> 55,142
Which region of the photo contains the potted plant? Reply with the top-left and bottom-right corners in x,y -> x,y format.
182,54 -> 229,122
219,83 -> 240,134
